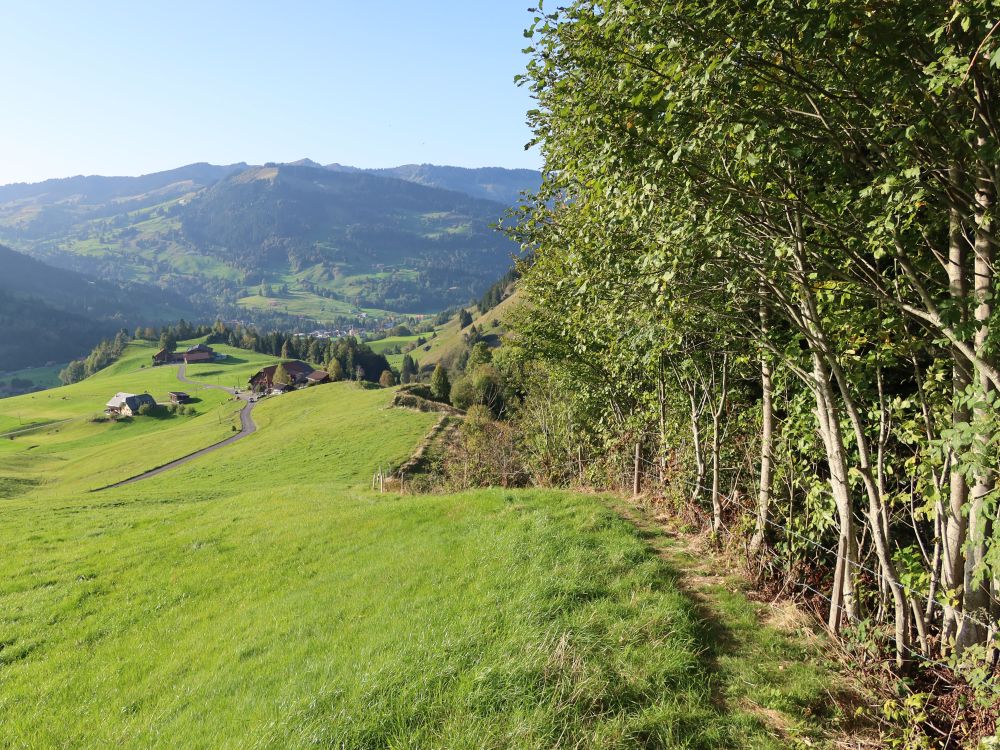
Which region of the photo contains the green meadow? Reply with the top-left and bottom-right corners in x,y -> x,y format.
0,347 -> 848,748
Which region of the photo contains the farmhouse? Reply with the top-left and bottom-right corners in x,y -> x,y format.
152,348 -> 181,366
105,392 -> 157,417
183,344 -> 215,364
248,360 -> 314,392
152,344 -> 218,366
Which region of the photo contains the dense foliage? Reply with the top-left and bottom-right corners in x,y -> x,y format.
475,1 -> 1000,739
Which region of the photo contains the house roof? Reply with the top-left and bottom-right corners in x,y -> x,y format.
106,392 -> 135,409
168,391 -> 188,398
124,394 -> 156,411
106,392 -> 156,411
186,343 -> 214,353
306,370 -> 329,381
250,360 -> 314,382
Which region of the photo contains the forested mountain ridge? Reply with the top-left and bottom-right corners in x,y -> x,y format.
0,162 -> 247,237
0,244 -> 191,367
180,164 -> 518,310
326,163 -> 541,205
0,161 -> 533,319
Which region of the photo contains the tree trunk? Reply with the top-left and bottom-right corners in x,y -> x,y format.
750,302 -> 774,556
957,145 -> 995,653
942,166 -> 971,646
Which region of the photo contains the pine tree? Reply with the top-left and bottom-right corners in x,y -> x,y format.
458,309 -> 474,329
430,364 -> 451,403
401,354 -> 417,384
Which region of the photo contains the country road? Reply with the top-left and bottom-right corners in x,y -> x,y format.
94,364 -> 257,491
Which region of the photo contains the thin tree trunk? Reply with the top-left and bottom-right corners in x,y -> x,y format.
958,145 -> 995,653
942,165 -> 971,646
750,302 -> 774,556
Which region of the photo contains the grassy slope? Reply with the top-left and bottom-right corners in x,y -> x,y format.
412,292 -> 521,371
0,354 -> 846,748
0,340 -> 283,491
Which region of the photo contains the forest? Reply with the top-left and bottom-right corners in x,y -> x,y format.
437,1 -> 1000,739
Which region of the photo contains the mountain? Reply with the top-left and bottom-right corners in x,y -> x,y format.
0,162 -> 247,238
180,164 -> 517,311
0,160 -> 535,322
324,163 -> 541,206
0,244 -> 193,367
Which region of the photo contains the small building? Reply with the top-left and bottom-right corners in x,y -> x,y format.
105,392 -> 157,417
305,370 -> 331,386
168,391 -> 190,404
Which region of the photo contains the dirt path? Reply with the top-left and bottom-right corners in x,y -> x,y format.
93,365 -> 257,491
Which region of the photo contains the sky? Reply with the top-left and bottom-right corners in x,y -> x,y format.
0,2 -> 541,185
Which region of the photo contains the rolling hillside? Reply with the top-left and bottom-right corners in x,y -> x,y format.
0,341 -> 847,748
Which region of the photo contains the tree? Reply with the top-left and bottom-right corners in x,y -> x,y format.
458,309 -> 474,329
449,376 -> 474,410
400,354 -> 417,384
328,359 -> 345,382
467,342 -> 493,370
158,331 -> 177,352
430,364 -> 451,403
379,370 -> 396,388
273,363 -> 291,386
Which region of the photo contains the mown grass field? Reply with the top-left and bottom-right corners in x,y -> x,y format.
0,350 -> 848,748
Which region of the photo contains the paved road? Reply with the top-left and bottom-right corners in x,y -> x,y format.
94,364 -> 257,491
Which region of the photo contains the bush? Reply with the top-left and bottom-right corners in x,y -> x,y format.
137,403 -> 153,416
379,370 -> 396,388
449,377 -> 475,410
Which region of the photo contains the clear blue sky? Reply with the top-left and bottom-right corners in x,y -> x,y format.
0,2 -> 541,184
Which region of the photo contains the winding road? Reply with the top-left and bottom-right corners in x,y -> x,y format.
94,364 -> 258,491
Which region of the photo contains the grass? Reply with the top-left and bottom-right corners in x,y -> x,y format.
0,364 -> 64,396
0,355 -> 849,748
0,340 -> 283,490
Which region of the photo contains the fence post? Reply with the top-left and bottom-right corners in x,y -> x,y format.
633,443 -> 641,496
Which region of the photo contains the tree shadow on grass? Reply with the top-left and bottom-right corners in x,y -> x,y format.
620,509 -> 866,746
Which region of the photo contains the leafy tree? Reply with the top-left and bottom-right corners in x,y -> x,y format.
273,363 -> 291,386
379,370 -> 396,388
328,358 -> 345,382
467,342 -> 493,370
449,376 -> 474,410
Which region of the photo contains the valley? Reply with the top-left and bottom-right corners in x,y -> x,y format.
0,161 -> 532,336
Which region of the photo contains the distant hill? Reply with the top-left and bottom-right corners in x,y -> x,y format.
0,160 -> 536,321
0,289 -> 108,369
325,163 -> 541,206
0,162 -> 247,237
0,244 -> 193,367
